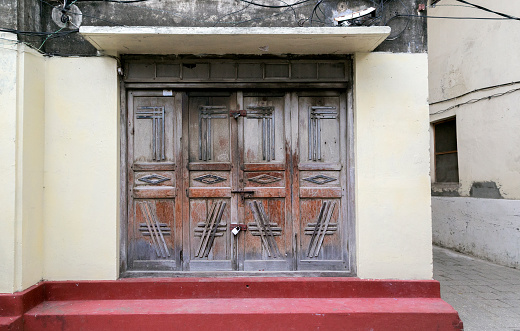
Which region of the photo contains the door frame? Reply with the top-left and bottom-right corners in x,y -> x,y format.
119,74 -> 356,278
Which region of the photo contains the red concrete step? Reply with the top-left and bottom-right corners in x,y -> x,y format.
24,297 -> 461,331
0,278 -> 463,330
0,316 -> 22,331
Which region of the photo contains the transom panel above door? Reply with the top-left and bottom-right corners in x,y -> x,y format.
124,89 -> 353,275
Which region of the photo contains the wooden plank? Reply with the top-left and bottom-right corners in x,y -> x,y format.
298,163 -> 342,171
120,82 -> 128,273
133,163 -> 176,171
125,83 -> 349,90
346,84 -> 356,275
241,188 -> 285,198
299,188 -> 342,198
243,163 -> 285,172
188,188 -> 231,198
133,187 -> 176,199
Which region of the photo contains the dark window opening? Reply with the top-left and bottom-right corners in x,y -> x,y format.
434,118 -> 459,182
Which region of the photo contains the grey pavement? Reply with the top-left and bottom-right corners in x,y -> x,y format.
433,245 -> 520,331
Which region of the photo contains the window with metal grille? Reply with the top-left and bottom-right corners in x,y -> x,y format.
434,118 -> 459,182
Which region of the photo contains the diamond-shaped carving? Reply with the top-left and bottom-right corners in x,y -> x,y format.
303,174 -> 337,185
138,174 -> 170,184
194,174 -> 226,184
248,174 -> 282,184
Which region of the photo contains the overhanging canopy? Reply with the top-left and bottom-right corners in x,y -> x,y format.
80,26 -> 391,55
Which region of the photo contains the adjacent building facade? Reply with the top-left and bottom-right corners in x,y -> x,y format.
429,0 -> 520,268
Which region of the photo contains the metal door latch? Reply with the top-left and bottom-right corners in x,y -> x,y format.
230,110 -> 247,119
231,190 -> 255,195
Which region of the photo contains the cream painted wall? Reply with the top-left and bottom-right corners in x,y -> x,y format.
18,50 -> 46,289
43,57 -> 119,281
0,33 -> 18,293
0,36 -> 46,293
354,52 -> 432,279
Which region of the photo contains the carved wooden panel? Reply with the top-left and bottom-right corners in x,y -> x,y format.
188,199 -> 232,271
188,96 -> 232,163
128,199 -> 176,269
302,200 -> 340,259
132,98 -> 175,163
298,97 -> 341,165
243,97 -> 285,164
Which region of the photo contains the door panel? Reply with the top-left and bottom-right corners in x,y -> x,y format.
127,92 -> 182,271
242,198 -> 289,271
184,94 -> 236,271
238,94 -> 292,271
294,93 -> 350,271
188,198 -> 232,271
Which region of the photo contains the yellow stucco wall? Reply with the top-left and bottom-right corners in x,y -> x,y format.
354,52 -> 432,279
43,57 -> 119,281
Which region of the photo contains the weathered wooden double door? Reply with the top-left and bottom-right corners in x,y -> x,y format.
126,90 -> 350,273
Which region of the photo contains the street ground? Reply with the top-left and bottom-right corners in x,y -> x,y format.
433,245 -> 520,331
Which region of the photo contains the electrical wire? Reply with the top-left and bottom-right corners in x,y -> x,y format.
431,87 -> 520,116
383,0 -> 412,41
0,27 -> 77,37
236,0 -> 314,9
455,0 -> 520,21
395,14 -> 510,20
430,81 -> 520,106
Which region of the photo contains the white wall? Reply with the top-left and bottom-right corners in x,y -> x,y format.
432,197 -> 520,268
355,52 -> 433,279
428,0 -> 520,105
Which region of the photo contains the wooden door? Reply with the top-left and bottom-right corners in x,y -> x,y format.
292,91 -> 350,271
183,92 -> 237,271
127,90 -> 183,271
126,89 -> 351,273
237,92 -> 292,271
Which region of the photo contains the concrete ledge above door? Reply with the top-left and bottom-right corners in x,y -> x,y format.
80,26 -> 391,56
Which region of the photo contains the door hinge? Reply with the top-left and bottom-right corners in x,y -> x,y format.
180,250 -> 183,262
